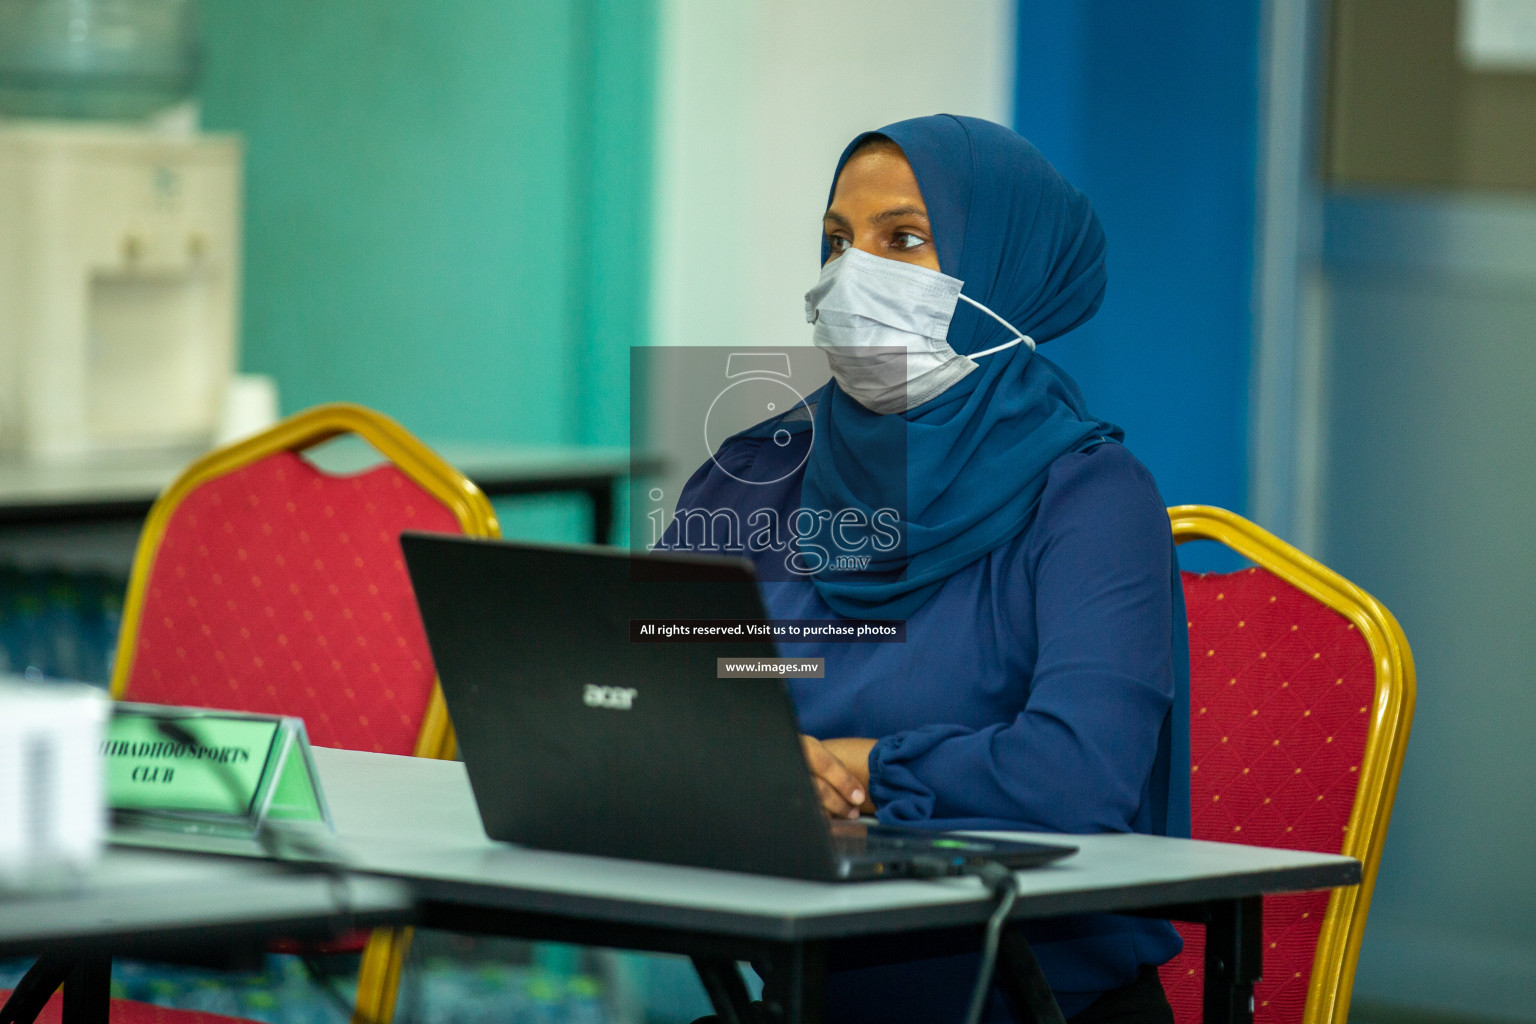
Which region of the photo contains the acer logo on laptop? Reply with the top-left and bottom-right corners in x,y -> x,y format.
583,685 -> 638,710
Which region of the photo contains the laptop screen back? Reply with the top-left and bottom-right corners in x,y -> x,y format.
401,534 -> 839,879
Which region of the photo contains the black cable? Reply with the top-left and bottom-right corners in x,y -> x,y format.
889,856 -> 1025,1024
962,860 -> 1020,1024
152,718 -> 379,1024
152,718 -> 354,883
299,954 -> 366,1023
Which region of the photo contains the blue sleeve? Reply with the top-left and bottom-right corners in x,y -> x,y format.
869,446 -> 1178,834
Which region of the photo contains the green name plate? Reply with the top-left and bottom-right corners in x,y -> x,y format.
106,703 -> 331,838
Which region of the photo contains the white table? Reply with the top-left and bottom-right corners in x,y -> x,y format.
0,851 -> 411,1024
310,747 -> 1360,1024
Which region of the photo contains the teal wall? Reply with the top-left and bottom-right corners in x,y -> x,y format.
199,0 -> 654,537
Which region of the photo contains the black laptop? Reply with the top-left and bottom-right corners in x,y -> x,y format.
400,533 -> 1075,882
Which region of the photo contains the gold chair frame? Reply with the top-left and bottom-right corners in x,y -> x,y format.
112,402 -> 501,1024
1169,505 -> 1414,1024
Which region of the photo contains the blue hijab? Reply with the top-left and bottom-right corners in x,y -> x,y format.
801,114 -> 1122,619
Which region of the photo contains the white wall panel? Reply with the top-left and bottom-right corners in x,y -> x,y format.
650,0 -> 1014,352
1322,192 -> 1536,1022
644,0 -> 1013,516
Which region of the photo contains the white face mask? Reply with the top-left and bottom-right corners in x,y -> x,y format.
804,247 -> 1035,414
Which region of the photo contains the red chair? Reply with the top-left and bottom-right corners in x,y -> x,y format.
1,403 -> 499,1024
1159,506 -> 1414,1024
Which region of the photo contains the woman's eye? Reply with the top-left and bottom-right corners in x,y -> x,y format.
893,232 -> 925,250
827,235 -> 850,252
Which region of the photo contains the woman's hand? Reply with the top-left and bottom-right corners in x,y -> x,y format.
800,735 -> 878,819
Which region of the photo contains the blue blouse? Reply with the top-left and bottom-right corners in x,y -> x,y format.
664,423 -> 1188,1022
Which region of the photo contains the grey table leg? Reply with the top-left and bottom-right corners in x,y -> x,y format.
587,483 -> 614,544
59,957 -> 110,1024
693,957 -> 758,1024
1203,896 -> 1262,1024
757,942 -> 826,1024
0,955 -> 75,1024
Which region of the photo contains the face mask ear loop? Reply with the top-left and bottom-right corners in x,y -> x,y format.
956,293 -> 1036,357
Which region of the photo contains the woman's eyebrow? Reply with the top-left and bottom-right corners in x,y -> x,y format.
823,210 -> 853,231
870,205 -> 928,224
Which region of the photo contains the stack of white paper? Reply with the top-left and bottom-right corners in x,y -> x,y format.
0,677 -> 109,887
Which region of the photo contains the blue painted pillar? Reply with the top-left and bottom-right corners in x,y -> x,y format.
1014,2 -> 1261,514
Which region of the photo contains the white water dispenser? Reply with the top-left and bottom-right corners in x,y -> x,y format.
0,121 -> 242,460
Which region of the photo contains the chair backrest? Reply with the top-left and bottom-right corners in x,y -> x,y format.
110,403 -> 500,1024
112,403 -> 500,757
1158,506 -> 1414,1024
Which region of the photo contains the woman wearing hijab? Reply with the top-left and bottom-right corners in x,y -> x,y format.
667,115 -> 1187,1024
